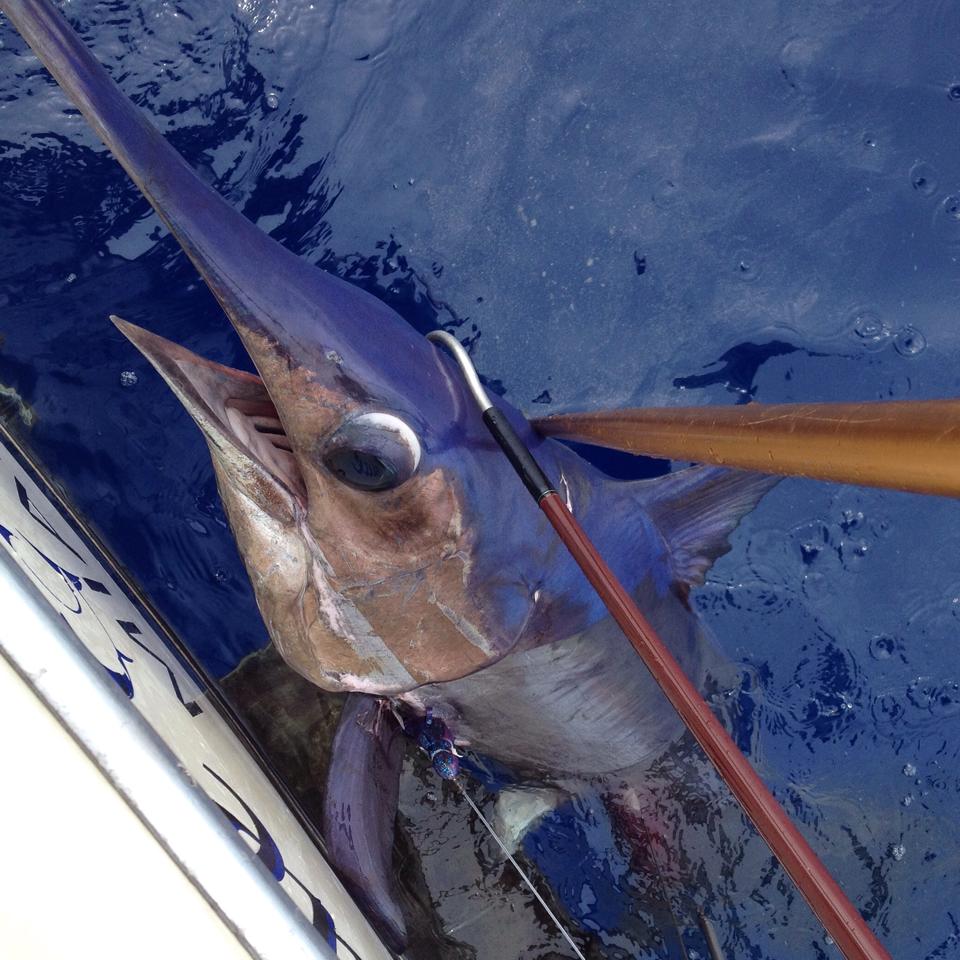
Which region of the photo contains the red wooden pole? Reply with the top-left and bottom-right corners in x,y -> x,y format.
538,491 -> 891,960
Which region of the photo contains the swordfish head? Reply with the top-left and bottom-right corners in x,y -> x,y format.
111,318 -> 564,697
3,0 -> 591,694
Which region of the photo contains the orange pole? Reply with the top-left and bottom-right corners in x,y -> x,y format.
535,399 -> 960,497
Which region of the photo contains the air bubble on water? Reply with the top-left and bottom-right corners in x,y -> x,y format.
119,370 -> 138,388
840,537 -> 869,567
265,89 -> 280,109
903,762 -> 917,776
872,693 -> 904,730
890,844 -> 906,861
852,310 -> 889,340
909,161 -> 938,196
733,249 -> 761,282
840,508 -> 864,531
869,634 -> 895,660
870,516 -> 892,538
894,325 -> 926,357
931,680 -> 960,717
800,541 -> 821,563
908,678 -> 937,712
943,195 -> 960,220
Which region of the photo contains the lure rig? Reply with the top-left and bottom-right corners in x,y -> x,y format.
410,708 -> 461,781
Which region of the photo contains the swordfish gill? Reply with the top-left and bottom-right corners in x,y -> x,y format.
1,0 -> 783,950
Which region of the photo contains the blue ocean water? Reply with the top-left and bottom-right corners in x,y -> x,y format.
1,0 -> 960,956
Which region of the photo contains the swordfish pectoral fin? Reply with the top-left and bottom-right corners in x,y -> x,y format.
637,465 -> 780,589
323,694 -> 407,954
492,785 -> 566,855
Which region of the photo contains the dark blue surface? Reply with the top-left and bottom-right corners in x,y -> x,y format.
2,1 -> 960,956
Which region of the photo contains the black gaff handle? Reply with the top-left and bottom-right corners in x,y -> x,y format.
482,407 -> 555,503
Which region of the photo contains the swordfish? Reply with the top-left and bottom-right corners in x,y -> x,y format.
2,0 -> 780,948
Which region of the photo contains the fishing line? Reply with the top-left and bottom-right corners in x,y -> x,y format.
408,707 -> 587,957
453,779 -> 588,960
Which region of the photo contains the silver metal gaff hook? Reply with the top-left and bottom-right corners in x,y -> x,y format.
426,329 -> 556,503
426,330 -> 493,414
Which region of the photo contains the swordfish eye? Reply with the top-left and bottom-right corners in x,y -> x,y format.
322,413 -> 423,492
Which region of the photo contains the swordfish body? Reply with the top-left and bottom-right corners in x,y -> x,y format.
2,0 -> 779,948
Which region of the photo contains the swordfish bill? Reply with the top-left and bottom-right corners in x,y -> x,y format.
0,0 -> 453,444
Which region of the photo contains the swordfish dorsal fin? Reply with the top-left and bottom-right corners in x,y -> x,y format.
638,465 -> 780,588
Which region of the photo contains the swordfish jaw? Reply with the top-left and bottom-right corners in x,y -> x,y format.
4,0 -> 565,694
